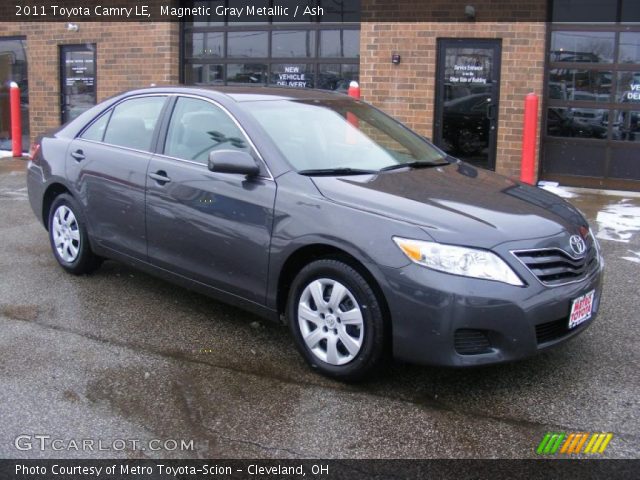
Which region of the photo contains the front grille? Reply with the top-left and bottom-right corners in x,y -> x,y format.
513,245 -> 598,286
454,329 -> 492,355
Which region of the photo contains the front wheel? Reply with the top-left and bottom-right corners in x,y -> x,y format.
287,259 -> 386,381
48,194 -> 102,275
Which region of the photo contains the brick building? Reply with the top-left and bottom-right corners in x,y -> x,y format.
1,0 -> 639,190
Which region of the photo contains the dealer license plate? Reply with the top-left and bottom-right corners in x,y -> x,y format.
569,290 -> 595,329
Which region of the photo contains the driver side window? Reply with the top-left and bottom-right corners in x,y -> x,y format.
164,97 -> 249,164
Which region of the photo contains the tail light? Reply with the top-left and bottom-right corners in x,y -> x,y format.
29,143 -> 41,163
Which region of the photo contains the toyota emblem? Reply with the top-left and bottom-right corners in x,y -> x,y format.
569,235 -> 587,256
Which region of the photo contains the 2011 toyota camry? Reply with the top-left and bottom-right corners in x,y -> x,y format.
26,86 -> 604,381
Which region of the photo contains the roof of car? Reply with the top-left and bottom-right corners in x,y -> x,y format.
124,85 -> 349,102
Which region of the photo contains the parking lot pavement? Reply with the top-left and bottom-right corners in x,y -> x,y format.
0,158 -> 638,459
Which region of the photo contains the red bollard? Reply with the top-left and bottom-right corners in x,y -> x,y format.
348,81 -> 361,100
520,92 -> 539,185
346,81 -> 360,136
10,82 -> 22,157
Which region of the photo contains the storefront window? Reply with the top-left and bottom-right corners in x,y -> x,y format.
272,31 -> 315,58
185,64 -> 224,85
548,69 -> 612,101
271,63 -> 313,87
227,31 -> 269,57
547,107 -> 609,139
226,63 -> 268,84
550,31 -> 615,63
612,110 -> 640,141
619,33 -> 640,63
187,32 -> 224,58
544,1 -> 640,187
0,37 -> 29,152
182,1 -> 360,91
616,72 -> 640,103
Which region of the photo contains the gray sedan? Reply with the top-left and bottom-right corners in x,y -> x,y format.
26,87 -> 604,380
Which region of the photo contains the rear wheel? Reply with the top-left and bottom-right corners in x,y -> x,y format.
48,194 -> 102,275
287,259 -> 386,381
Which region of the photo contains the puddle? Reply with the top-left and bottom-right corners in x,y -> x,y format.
595,200 -> 640,243
0,304 -> 40,321
0,187 -> 28,199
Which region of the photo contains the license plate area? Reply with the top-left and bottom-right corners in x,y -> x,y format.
569,290 -> 595,329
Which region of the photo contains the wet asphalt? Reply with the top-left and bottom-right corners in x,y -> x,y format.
0,157 -> 638,459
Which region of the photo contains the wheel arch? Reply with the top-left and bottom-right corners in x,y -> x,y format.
42,182 -> 73,231
276,244 -> 392,341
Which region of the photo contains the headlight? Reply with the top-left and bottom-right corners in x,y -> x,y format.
393,237 -> 524,286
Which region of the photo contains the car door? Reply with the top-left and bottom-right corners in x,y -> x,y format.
145,96 -> 276,304
67,94 -> 168,259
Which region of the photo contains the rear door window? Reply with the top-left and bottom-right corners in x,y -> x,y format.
103,96 -> 166,151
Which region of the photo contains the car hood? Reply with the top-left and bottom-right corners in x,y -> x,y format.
310,162 -> 587,248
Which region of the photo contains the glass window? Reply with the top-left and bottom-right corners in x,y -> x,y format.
80,111 -> 111,142
272,31 -> 315,58
227,31 -> 269,57
187,32 -> 224,59
550,31 -> 615,63
621,0 -> 640,22
616,71 -> 640,103
546,107 -> 609,139
319,30 -> 360,58
619,33 -> 640,64
185,64 -> 224,85
103,96 -> 166,151
226,63 -> 267,84
317,64 -> 359,92
165,97 -> 249,163
270,64 -> 313,87
548,69 -> 612,101
552,0 -> 617,23
612,110 -> 640,141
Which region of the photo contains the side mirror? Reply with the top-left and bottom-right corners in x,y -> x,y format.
208,150 -> 260,177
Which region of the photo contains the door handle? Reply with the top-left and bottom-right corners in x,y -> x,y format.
149,170 -> 171,185
70,149 -> 85,161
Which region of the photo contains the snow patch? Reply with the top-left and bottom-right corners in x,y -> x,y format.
595,200 -> 640,243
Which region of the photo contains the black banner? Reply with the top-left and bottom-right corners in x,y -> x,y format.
1,459 -> 638,480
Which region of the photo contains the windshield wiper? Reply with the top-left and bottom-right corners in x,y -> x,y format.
297,168 -> 378,176
379,160 -> 449,172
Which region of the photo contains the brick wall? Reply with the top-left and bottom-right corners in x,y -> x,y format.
359,2 -> 547,179
2,21 -> 179,142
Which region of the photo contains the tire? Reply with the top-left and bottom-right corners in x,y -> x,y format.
286,258 -> 386,382
48,193 -> 102,275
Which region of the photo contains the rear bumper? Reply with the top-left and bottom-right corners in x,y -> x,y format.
26,161 -> 46,226
380,261 -> 604,367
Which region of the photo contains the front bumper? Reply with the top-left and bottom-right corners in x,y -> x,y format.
380,258 -> 604,367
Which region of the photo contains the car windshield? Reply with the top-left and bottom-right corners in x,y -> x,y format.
239,99 -> 448,173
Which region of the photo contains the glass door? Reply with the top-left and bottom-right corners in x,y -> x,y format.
60,44 -> 96,124
434,38 -> 502,170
